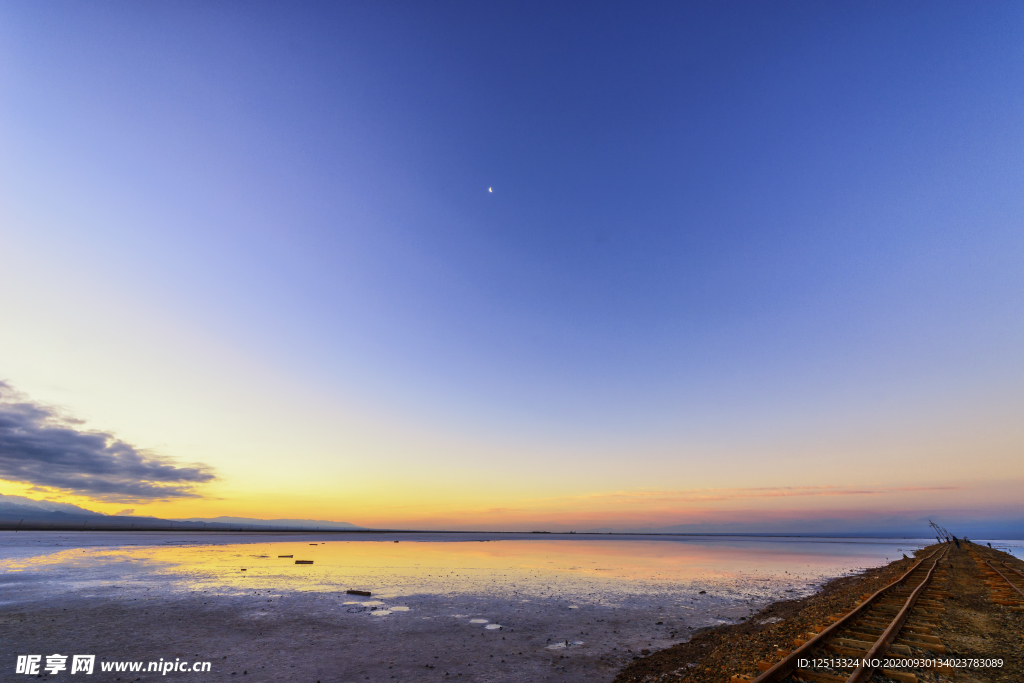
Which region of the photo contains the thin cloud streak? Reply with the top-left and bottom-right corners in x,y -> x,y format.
0,382 -> 215,502
529,485 -> 964,506
333,484 -> 975,531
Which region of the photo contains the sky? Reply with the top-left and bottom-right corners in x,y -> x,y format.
1,1 -> 1022,533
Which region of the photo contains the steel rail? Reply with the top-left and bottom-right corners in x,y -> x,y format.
749,546 -> 946,683
984,560 -> 1024,600
1000,562 -> 1024,580
845,545 -> 950,683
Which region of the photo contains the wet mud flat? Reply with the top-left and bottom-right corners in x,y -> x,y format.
2,586 -> 751,682
613,544 -> 1024,683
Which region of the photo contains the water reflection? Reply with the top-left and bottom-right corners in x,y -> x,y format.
2,536 -> 928,606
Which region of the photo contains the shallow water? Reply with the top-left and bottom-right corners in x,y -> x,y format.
0,532 -> 953,682
984,539 -> 1024,559
1,532 -> 932,613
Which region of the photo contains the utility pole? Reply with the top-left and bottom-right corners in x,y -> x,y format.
928,520 -> 951,543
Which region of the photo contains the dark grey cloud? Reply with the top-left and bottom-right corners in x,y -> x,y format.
0,382 -> 215,502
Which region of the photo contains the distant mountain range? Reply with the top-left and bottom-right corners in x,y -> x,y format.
175,516 -> 362,529
0,494 -> 364,530
0,493 -> 101,516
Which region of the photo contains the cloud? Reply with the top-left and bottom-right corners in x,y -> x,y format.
0,382 -> 215,502
531,484 -> 964,506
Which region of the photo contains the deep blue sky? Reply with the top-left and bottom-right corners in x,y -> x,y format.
1,2 -> 1023,526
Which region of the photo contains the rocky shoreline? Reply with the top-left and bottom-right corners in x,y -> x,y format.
613,544 -> 1023,683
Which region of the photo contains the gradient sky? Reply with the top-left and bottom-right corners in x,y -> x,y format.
1,1 -> 1022,531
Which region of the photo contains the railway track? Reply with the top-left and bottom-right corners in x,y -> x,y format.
1003,563 -> 1024,583
967,545 -> 1024,609
735,544 -> 951,683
